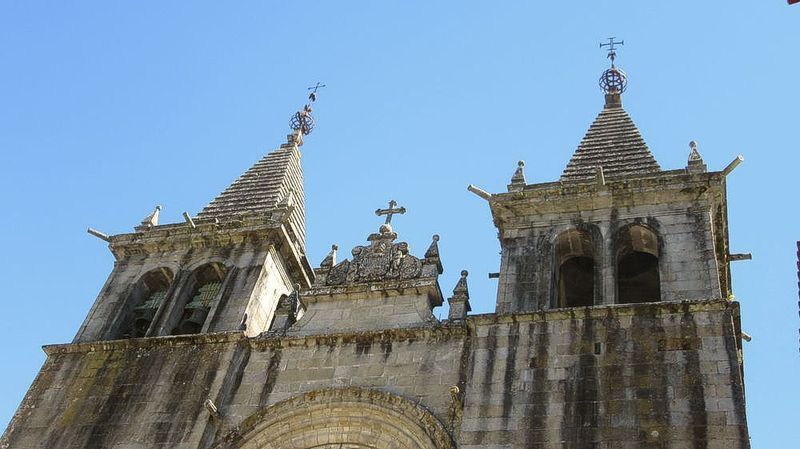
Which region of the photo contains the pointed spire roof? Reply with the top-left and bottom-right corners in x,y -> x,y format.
196,137 -> 306,247
560,102 -> 661,182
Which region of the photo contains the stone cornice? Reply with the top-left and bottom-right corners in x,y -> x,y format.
489,170 -> 728,231
43,331 -> 248,355
42,324 -> 469,356
253,324 -> 468,350
106,212 -> 314,288
41,299 -> 735,356
109,215 -> 285,258
465,298 -> 735,327
494,170 -> 726,202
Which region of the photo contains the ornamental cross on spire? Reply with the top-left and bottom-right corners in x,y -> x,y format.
307,82 -> 326,103
600,37 -> 624,65
375,200 -> 406,225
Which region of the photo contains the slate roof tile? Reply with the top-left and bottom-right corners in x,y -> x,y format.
197,144 -> 305,249
561,103 -> 661,182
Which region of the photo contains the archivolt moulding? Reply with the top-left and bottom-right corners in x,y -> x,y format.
213,387 -> 454,449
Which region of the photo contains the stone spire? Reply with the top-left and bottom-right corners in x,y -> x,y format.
195,87 -> 326,251
196,142 -> 306,248
560,42 -> 661,183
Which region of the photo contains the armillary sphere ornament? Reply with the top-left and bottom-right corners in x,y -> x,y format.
290,105 -> 315,135
599,66 -> 627,94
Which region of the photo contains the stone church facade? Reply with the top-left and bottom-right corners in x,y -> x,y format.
2,57 -> 750,448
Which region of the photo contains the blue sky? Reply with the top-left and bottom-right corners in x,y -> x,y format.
1,1 -> 798,446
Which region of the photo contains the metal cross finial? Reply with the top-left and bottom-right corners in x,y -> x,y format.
307,82 -> 326,102
600,37 -> 624,65
375,200 -> 406,225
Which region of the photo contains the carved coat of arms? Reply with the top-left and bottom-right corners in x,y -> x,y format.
326,226 -> 422,286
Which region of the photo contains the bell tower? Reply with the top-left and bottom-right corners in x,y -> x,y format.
74,91 -> 321,342
485,42 -> 740,314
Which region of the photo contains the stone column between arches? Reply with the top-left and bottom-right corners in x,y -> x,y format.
213,388 -> 454,449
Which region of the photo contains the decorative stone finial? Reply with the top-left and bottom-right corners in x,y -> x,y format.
687,140 -> 707,174
508,160 -> 526,191
140,205 -> 161,228
448,270 -> 471,321
424,234 -> 443,275
425,234 -> 441,259
320,244 -> 338,268
688,141 -> 701,161
453,271 -> 469,297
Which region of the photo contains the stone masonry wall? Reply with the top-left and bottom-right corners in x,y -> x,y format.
2,335 -> 243,449
2,300 -> 747,449
461,300 -> 748,448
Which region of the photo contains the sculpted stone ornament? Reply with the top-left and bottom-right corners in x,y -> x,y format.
325,224 -> 423,286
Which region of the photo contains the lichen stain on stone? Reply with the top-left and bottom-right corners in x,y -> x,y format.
258,347 -> 283,407
56,351 -> 117,430
561,310 -> 599,446
680,310 -> 708,449
500,321 -> 519,423
470,325 -> 498,446
630,304 -> 671,443
41,344 -> 226,449
523,319 -> 550,445
355,340 -> 372,357
597,307 -> 624,443
379,340 -> 392,361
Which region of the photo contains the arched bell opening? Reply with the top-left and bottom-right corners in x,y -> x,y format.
616,225 -> 661,304
555,229 -> 596,308
121,268 -> 174,339
172,262 -> 227,335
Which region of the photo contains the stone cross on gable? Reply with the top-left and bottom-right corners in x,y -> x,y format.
375,200 -> 406,225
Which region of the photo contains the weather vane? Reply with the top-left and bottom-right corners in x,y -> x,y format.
598,38 -> 627,95
290,82 -> 326,136
600,37 -> 624,66
307,82 -> 326,102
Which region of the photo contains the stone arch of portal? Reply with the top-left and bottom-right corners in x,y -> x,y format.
212,387 -> 455,449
